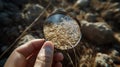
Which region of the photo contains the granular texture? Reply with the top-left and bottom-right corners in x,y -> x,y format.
44,16 -> 81,50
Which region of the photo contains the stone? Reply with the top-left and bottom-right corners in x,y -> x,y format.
17,34 -> 36,46
101,10 -> 114,20
0,0 -> 3,10
94,53 -> 114,67
4,3 -> 19,12
0,12 -> 12,26
11,12 -> 22,22
110,49 -> 120,57
11,0 -> 29,7
81,20 -> 114,45
113,44 -> 120,52
114,33 -> 120,44
22,4 -> 44,22
109,49 -> 120,64
85,13 -> 98,22
111,0 -> 120,2
74,0 -> 90,8
6,27 -> 19,37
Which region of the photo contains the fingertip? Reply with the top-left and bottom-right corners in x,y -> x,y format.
57,53 -> 64,60
54,52 -> 64,62
43,41 -> 54,49
34,41 -> 54,67
55,62 -> 62,67
15,39 -> 45,58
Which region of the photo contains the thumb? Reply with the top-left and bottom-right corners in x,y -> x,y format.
34,41 -> 54,67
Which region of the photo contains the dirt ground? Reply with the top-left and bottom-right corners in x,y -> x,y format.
1,0 -> 120,67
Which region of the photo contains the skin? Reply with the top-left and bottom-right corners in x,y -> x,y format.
4,39 -> 64,67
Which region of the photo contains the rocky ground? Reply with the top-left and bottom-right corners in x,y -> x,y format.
1,0 -> 120,67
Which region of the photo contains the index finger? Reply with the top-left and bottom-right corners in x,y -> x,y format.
15,39 -> 45,58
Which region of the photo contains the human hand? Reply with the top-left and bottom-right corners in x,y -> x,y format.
4,39 -> 63,67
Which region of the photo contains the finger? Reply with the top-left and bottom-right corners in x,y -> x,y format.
4,39 -> 45,67
26,51 -> 38,67
4,51 -> 27,67
16,39 -> 45,58
54,62 -> 62,67
54,53 -> 64,62
34,41 -> 54,67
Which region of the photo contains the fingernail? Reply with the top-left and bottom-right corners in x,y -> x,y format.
35,44 -> 54,67
44,45 -> 53,54
40,45 -> 53,56
37,44 -> 53,65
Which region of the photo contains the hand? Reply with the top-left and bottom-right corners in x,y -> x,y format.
4,39 -> 63,67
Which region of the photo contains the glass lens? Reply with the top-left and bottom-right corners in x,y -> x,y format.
44,14 -> 81,50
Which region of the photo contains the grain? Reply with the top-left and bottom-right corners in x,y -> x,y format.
44,16 -> 81,50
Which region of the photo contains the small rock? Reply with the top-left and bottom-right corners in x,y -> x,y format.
113,57 -> 120,64
74,0 -> 90,8
4,3 -> 19,12
94,53 -> 114,67
10,12 -> 22,22
11,0 -> 29,7
109,49 -> 120,64
111,0 -> 120,2
81,20 -> 114,45
114,32 -> 120,44
101,10 -> 114,20
2,27 -> 19,45
17,34 -> 36,46
22,4 -> 44,23
110,49 -> 120,57
6,27 -> 19,36
66,0 -> 76,3
113,44 -> 120,52
85,13 -> 98,22
0,0 -> 3,10
0,12 -> 12,26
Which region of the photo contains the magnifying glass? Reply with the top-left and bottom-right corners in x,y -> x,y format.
43,10 -> 81,50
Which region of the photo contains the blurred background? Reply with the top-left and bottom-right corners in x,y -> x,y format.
0,0 -> 120,67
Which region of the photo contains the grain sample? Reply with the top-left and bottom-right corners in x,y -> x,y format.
44,15 -> 81,50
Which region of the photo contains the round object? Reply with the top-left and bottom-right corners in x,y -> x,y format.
43,12 -> 81,50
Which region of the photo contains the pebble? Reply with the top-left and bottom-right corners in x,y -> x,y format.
110,49 -> 120,57
0,0 -> 120,67
22,4 -> 44,22
0,0 -> 3,10
113,44 -> 120,52
85,13 -> 98,22
74,0 -> 90,8
101,10 -> 114,20
109,49 -> 120,64
17,34 -> 36,46
0,12 -> 12,26
94,53 -> 114,67
111,0 -> 120,2
4,3 -> 19,12
81,20 -> 114,45
6,27 -> 19,37
11,0 -> 29,7
11,12 -> 22,22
